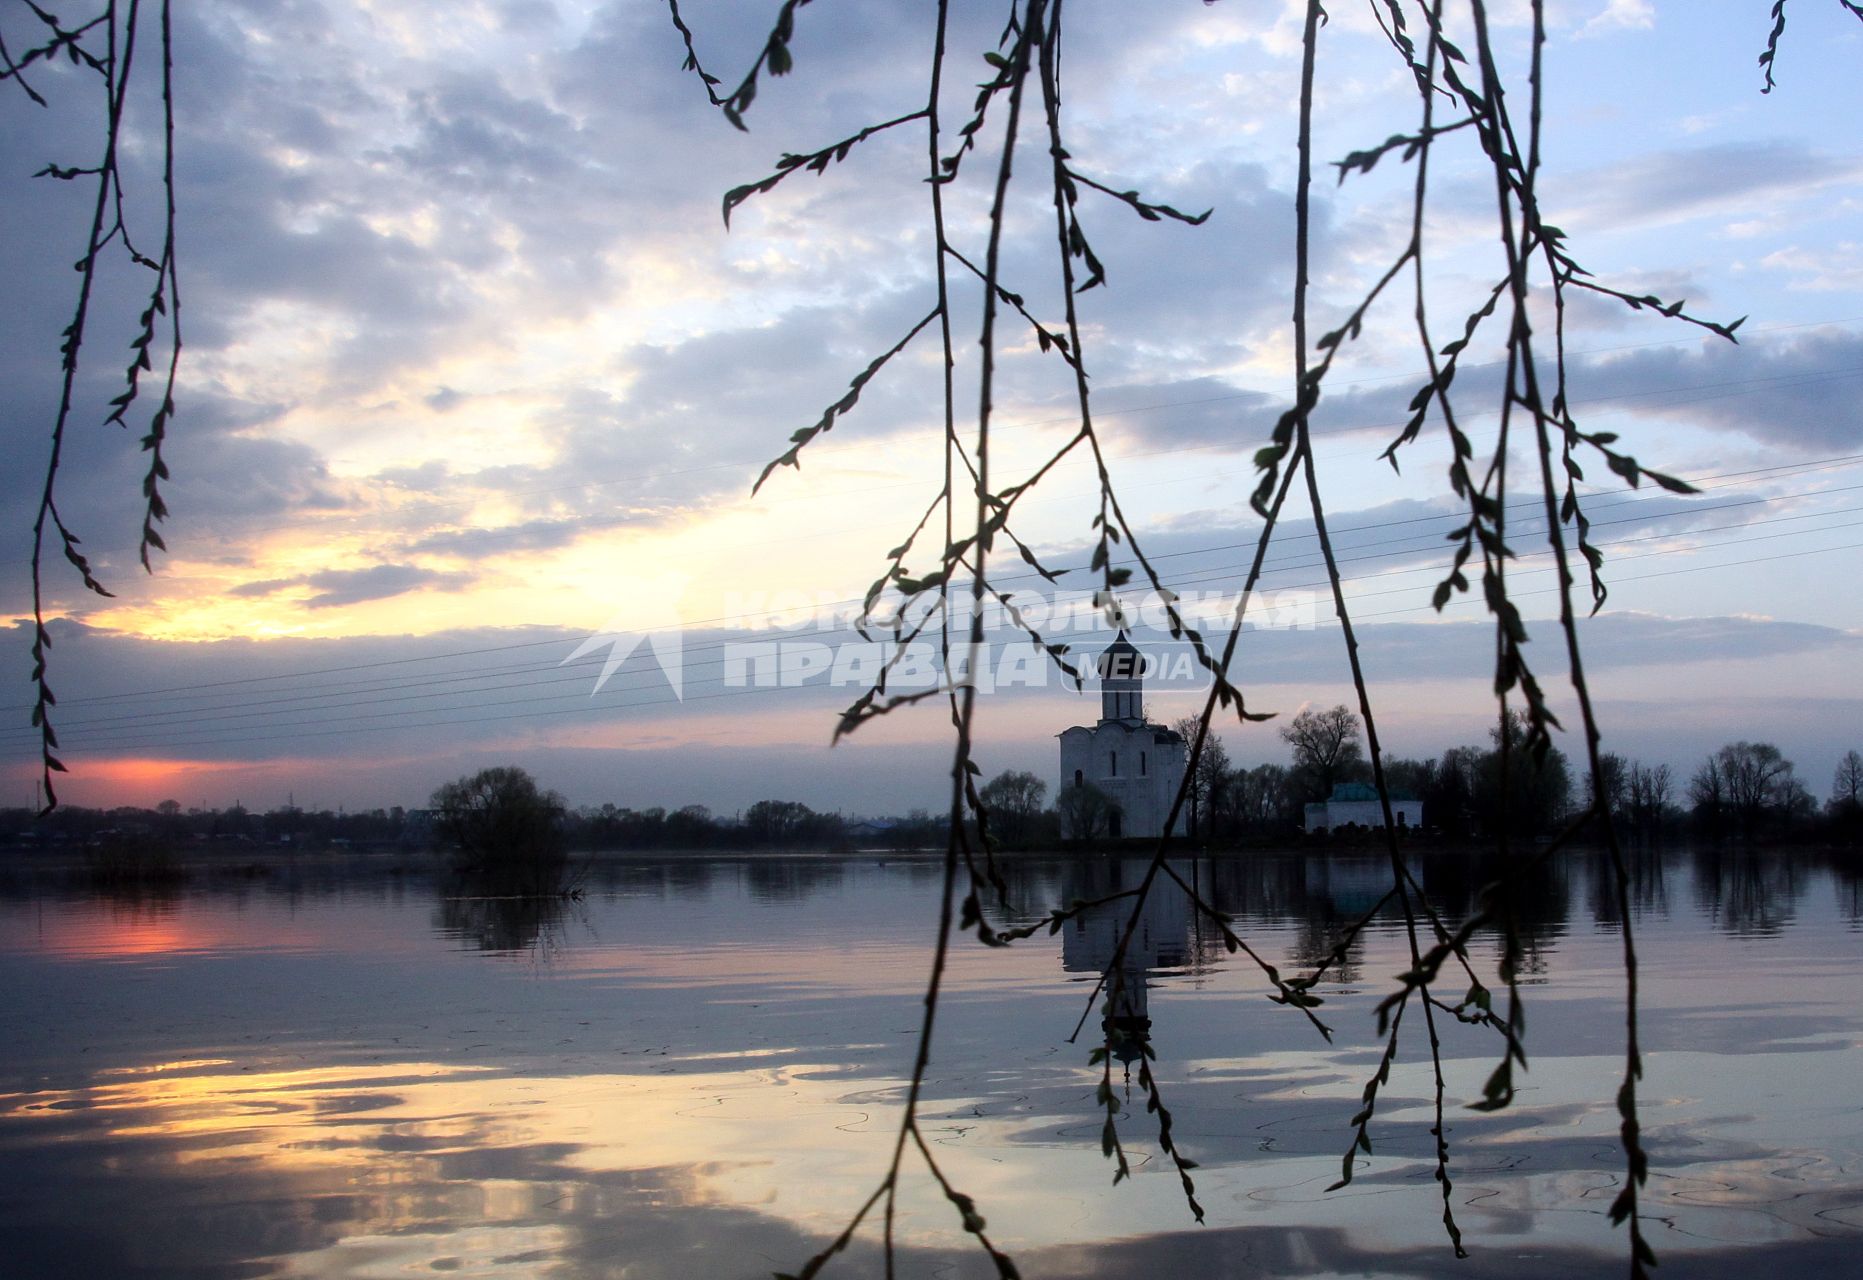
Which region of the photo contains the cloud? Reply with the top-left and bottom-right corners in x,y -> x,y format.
1072,358 -> 1510,458
406,516 -> 643,559
988,157 -> 1305,380
1759,242 -> 1863,293
1080,326 -> 1863,461
214,565 -> 475,609
436,291 -> 945,531
9,600 -> 1856,784
1558,142 -> 1863,235
1575,0 -> 1656,39
302,564 -> 474,608
1574,328 -> 1863,450
228,578 -> 296,599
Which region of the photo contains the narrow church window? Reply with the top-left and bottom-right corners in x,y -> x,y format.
1140,751 -> 1147,777
1074,769 -> 1083,788
1109,751 -> 1117,777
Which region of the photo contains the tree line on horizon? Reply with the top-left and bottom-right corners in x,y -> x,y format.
0,777 -> 945,855
3,733 -> 1859,854
988,709 -> 1863,850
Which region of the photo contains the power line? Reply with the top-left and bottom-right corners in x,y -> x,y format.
43,533 -> 1863,758
9,471 -> 1854,732
21,488 -> 1859,739
17,450 -> 1861,719
17,504 -> 1860,755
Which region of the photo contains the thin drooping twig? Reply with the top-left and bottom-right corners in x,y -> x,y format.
1466,2 -> 1653,1268
23,0 -> 181,813
660,0 -> 724,105
1286,0 -> 1461,1250
137,0 -> 181,573
32,0 -> 135,811
777,3 -> 1042,1275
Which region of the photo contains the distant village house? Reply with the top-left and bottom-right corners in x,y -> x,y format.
1303,781 -> 1423,833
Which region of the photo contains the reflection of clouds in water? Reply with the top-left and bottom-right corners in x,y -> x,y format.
0,1059 -> 873,1277
0,851 -> 1860,1275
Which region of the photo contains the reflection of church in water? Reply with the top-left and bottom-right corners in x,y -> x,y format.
1059,860 -> 1219,1070
1057,634 -> 1189,838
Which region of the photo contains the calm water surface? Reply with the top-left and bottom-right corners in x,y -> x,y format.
1,848 -> 1859,1279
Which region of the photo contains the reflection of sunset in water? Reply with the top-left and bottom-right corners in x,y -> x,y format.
0,1053 -> 1061,1272
46,909 -> 205,960
0,852 -> 1859,1278
4,1039 -> 1859,1278
23,905 -> 330,962
21,895 -> 410,962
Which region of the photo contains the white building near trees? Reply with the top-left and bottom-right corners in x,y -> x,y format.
1057,635 -> 1188,839
1303,781 -> 1424,833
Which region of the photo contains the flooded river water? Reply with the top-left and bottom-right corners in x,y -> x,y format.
1,846 -> 1858,1278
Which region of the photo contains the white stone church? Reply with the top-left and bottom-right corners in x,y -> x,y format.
1057,634 -> 1189,838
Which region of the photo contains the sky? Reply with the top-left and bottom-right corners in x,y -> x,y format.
2,0 -> 1860,816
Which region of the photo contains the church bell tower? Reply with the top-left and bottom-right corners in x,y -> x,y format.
1098,632 -> 1145,723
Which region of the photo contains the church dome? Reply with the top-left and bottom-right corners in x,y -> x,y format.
1096,632 -> 1143,682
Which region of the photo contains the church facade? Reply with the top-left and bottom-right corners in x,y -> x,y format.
1057,635 -> 1188,839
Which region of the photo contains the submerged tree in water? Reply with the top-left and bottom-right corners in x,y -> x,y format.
431,766 -> 567,872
